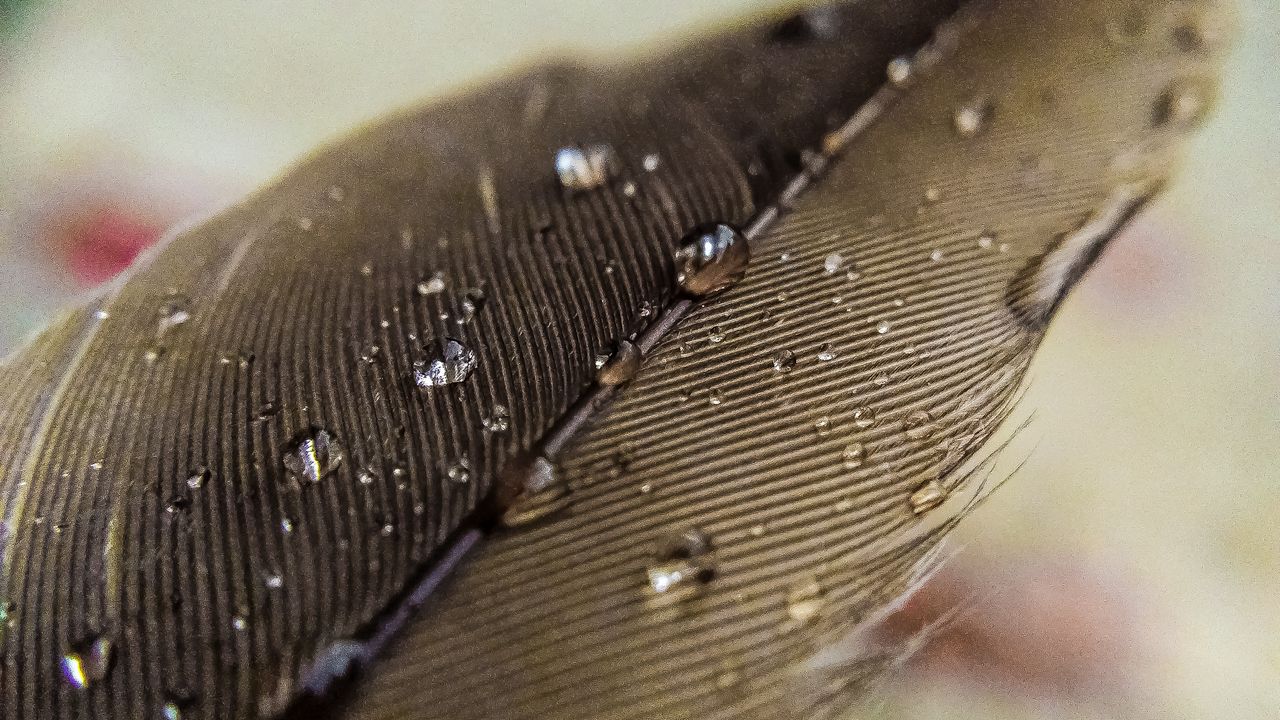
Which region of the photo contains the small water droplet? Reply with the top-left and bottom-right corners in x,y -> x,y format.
359,262 -> 374,277
482,406 -> 511,434
823,253 -> 844,274
555,144 -> 620,191
157,294 -> 191,335
903,410 -> 937,440
816,343 -> 838,362
622,181 -> 638,197
280,517 -> 295,533
446,460 -> 472,485
953,97 -> 993,138
414,338 -> 477,387
62,635 -> 114,690
231,616 -> 249,632
327,185 -> 345,202
842,442 -> 865,469
708,388 -> 723,406
1153,79 -> 1212,128
185,467 -> 209,490
675,223 -> 749,297
459,288 -> 486,323
283,428 -> 345,484
357,468 -> 377,486
297,217 -> 314,231
647,528 -> 715,603
873,371 -> 891,386
852,406 -> 877,429
597,340 -> 642,386
264,573 -> 284,589
909,480 -> 947,514
886,56 -> 913,86
501,457 -> 571,527
978,231 -> 996,249
786,577 -> 825,623
416,273 -> 445,295
930,249 -> 945,262
708,326 -> 726,343
642,153 -> 661,172
772,349 -> 796,373
876,320 -> 891,334
924,186 -> 941,203
143,347 -> 165,364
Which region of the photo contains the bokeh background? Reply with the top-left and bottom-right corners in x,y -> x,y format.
0,1 -> 1275,717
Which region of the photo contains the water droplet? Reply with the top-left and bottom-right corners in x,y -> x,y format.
675,223 -> 749,296
852,406 -> 877,429
708,326 -> 726,343
876,320 -> 891,335
786,577 -> 825,623
143,347 -> 165,364
953,97 -> 993,138
460,288 -> 486,323
873,372 -> 891,386
416,272 -> 445,295
157,295 -> 191,335
647,528 -> 715,603
842,442 -> 865,469
265,573 -> 284,589
327,185 -> 345,202
482,406 -> 511,434
903,410 -> 937,440
978,231 -> 996,249
924,186 -> 941,203
185,467 -> 209,490
357,468 -> 377,486
930,249 -> 945,262
283,428 -> 345,485
414,338 -> 477,387
814,416 -> 833,438
708,388 -> 723,406
772,349 -> 796,373
555,144 -> 620,191
280,517 -> 295,533
749,524 -> 766,537
501,457 -> 571,527
231,616 -> 249,632
642,153 -> 661,172
446,460 -> 472,485
823,253 -> 844,274
359,262 -> 374,277
62,635 -> 114,690
909,480 -> 947,514
886,56 -> 913,86
296,217 -> 314,231
1153,79 -> 1212,128
816,343 -> 838,362
597,340 -> 642,386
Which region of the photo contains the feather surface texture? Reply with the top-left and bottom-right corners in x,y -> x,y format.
0,0 -> 1227,718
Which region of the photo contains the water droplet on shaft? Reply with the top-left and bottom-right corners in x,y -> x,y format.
597,340 -> 642,386
675,223 -> 749,297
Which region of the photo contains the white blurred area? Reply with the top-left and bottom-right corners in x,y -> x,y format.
1,1 -> 1276,718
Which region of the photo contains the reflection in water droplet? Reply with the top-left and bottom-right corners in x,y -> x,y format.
482,406 -> 511,434
501,457 -> 571,528
903,410 -> 937,440
62,635 -> 114,690
283,428 -> 345,485
910,480 -> 947,514
816,343 -> 838,362
772,349 -> 796,373
786,577 -> 825,623
416,273 -> 445,295
598,340 -> 642,386
953,97 -> 993,138
886,56 -> 913,86
555,144 -> 620,191
414,338 -> 477,387
842,442 -> 865,469
823,253 -> 844,274
876,320 -> 891,335
675,223 -> 750,297
447,460 -> 472,485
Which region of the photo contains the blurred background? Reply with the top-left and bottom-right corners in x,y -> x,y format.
0,0 -> 1275,717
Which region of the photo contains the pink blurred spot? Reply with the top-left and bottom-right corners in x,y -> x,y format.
58,207 -> 163,286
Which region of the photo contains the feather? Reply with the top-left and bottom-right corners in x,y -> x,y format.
0,0 -> 1226,719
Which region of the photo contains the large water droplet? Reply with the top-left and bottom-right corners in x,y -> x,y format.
953,97 -> 994,138
597,340 -> 642,386
814,416 -> 833,438
501,457 -> 571,528
555,144 -> 620,192
909,480 -> 947,514
852,406 -> 877,429
903,410 -> 937,440
414,338 -> 477,387
842,442 -> 865,469
786,577 -> 825,623
675,223 -> 750,297
62,635 -> 114,690
647,528 -> 715,603
283,428 -> 345,484
772,349 -> 796,373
